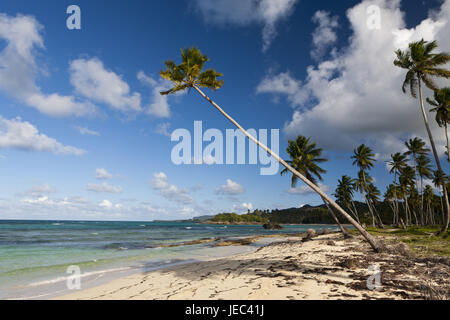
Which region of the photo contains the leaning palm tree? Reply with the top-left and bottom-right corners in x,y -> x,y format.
281,136 -> 351,237
352,145 -> 377,227
427,87 -> 450,162
160,47 -> 380,251
394,39 -> 450,234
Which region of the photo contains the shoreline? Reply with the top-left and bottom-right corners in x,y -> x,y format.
54,232 -> 449,300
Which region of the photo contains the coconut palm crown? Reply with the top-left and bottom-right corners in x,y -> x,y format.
281,136 -> 327,187
159,47 -> 224,95
394,39 -> 450,96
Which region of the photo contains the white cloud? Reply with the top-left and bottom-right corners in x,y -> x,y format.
0,13 -> 95,117
152,172 -> 169,190
215,179 -> 245,195
70,58 -> 142,113
256,71 -> 305,107
74,126 -> 100,136
151,172 -> 193,205
26,93 -> 95,117
232,202 -> 254,213
0,116 -> 85,155
137,71 -> 179,118
286,183 -> 331,195
99,199 -> 113,208
160,185 -> 193,205
155,122 -> 171,137
23,184 -> 55,198
311,10 -> 339,60
257,0 -> 450,158
95,168 -> 112,180
87,182 -> 123,194
192,0 -> 298,51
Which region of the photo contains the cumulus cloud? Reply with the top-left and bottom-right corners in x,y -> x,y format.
87,182 -> 123,194
0,13 -> 94,117
256,71 -> 305,107
137,71 -> 181,118
95,168 -> 112,180
152,172 -> 169,190
22,184 -> 55,198
0,116 -> 85,155
311,11 -> 339,60
232,202 -> 254,213
74,126 -> 100,136
70,58 -> 142,113
192,0 -> 298,51
257,0 -> 450,158
98,199 -> 122,210
160,185 -> 193,205
215,179 -> 246,195
151,172 -> 193,205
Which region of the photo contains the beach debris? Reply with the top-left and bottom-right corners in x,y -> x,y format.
339,258 -> 359,270
302,229 -> 317,242
326,240 -> 336,246
263,223 -> 284,230
215,238 -> 255,247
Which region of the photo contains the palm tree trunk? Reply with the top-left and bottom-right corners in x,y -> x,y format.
193,85 -> 381,251
321,197 -> 351,237
350,201 -> 361,224
445,123 -> 449,163
412,155 -> 423,224
372,203 -> 385,228
393,173 -> 400,226
404,196 -> 410,226
417,78 -> 449,234
361,171 -> 376,228
420,177 -> 425,226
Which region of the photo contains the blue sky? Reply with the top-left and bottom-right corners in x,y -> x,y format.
0,0 -> 449,221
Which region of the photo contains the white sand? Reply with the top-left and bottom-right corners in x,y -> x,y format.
56,233 -> 430,300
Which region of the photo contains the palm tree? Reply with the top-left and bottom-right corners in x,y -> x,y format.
399,165 -> 417,225
385,184 -> 399,225
281,136 -> 351,237
405,138 -> 430,221
394,39 -> 450,234
388,153 -> 408,225
352,145 -> 378,227
427,87 -> 450,162
366,183 -> 384,228
416,154 -> 433,225
334,176 -> 360,223
433,170 -> 448,226
423,185 -> 435,225
159,48 -> 381,250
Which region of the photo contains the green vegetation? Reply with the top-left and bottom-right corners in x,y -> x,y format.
209,213 -> 268,224
351,226 -> 450,257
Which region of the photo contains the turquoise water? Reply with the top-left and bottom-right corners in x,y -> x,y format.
0,220 -> 337,299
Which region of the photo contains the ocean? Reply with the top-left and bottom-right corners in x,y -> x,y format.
0,220 -> 337,300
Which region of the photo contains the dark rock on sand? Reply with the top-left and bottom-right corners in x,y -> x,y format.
263,223 -> 284,230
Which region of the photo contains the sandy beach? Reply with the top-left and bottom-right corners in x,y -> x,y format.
56,232 -> 449,300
